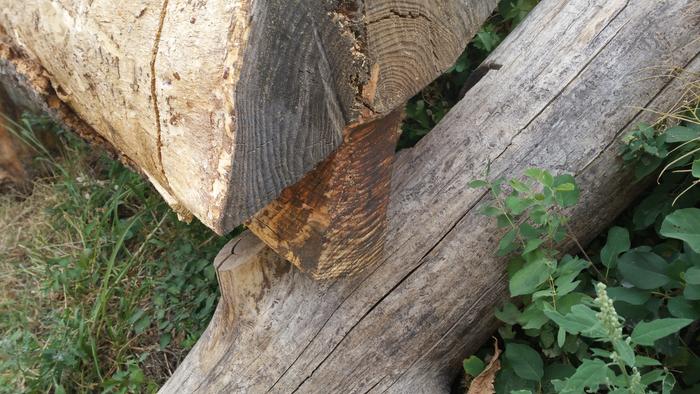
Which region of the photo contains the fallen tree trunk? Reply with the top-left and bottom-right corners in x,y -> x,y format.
162,0 -> 700,391
0,0 -> 497,233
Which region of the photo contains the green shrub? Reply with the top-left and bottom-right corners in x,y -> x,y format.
465,94 -> 700,393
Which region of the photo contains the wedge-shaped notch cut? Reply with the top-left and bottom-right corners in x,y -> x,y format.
247,109 -> 403,279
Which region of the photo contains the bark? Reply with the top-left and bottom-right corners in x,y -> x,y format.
0,0 -> 497,233
162,0 -> 700,392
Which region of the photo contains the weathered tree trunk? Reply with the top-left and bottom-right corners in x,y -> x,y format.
162,0 -> 700,391
0,0 -> 497,233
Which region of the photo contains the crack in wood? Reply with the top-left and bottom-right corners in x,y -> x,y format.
150,0 -> 173,193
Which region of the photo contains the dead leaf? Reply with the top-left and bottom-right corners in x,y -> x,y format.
466,338 -> 502,394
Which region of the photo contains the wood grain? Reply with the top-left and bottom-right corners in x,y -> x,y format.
0,0 -> 497,233
162,0 -> 700,391
247,109 -> 403,279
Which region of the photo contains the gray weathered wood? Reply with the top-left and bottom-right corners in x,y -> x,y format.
0,0 -> 497,233
162,0 -> 700,391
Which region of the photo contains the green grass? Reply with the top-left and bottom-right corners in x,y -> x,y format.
0,116 -> 239,393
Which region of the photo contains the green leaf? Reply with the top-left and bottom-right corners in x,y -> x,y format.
506,195 -> 531,215
617,250 -> 670,289
686,266 -> 700,285
660,208 -> 700,253
554,183 -> 575,192
635,355 -> 661,367
554,278 -> 580,298
606,287 -> 650,305
631,318 -> 693,346
128,308 -> 146,325
524,168 -> 553,186
557,326 -> 566,348
473,28 -> 502,52
552,174 -> 580,207
509,179 -> 531,193
613,339 -> 635,367
498,229 -> 518,255
518,302 -> 549,330
505,343 -> 544,382
667,297 -> 700,319
693,159 -> 700,178
558,359 -> 611,393
665,125 -> 700,142
685,284 -> 700,300
495,302 -> 521,325
544,305 -> 603,337
463,355 -> 485,376
129,367 -> 145,384
482,206 -> 503,217
642,369 -> 665,386
509,253 -> 552,296
494,368 -> 536,394
468,179 -> 489,188
633,191 -> 669,230
523,238 -> 545,255
635,156 -> 663,179
600,227 -> 630,269
159,333 -> 172,349
662,372 -> 676,394
133,315 -> 151,335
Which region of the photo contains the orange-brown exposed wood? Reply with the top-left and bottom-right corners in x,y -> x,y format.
247,109 -> 403,279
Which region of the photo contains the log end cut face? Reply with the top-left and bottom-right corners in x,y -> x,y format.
0,0 -> 495,234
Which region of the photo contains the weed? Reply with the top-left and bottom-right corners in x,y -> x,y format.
464,86 -> 700,393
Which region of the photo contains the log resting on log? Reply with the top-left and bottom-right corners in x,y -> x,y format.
0,0 -> 496,233
162,0 -> 700,391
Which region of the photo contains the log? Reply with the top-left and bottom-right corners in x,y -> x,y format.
162,0 -> 700,391
0,0 -> 497,233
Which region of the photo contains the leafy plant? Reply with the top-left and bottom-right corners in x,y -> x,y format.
463,95 -> 700,393
466,166 -> 697,393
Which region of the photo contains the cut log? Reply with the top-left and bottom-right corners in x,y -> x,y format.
162,0 -> 700,391
0,0 -> 497,233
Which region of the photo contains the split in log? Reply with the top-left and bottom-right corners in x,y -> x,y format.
162,0 -> 700,391
0,0 -> 497,234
